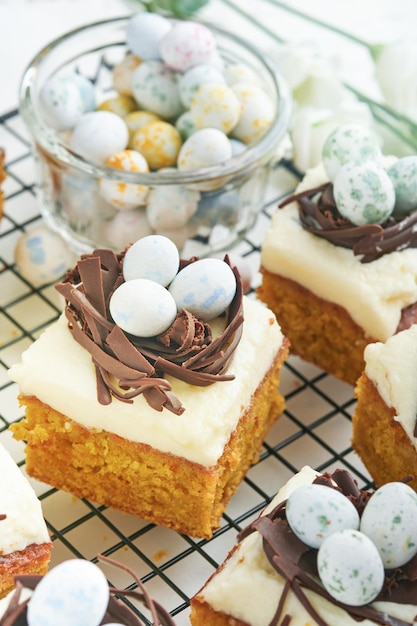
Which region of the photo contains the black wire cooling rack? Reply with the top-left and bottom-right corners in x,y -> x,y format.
0,99 -> 374,624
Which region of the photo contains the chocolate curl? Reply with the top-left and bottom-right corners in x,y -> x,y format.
282,182 -> 417,263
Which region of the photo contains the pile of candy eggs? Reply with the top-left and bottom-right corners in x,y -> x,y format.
109,235 -> 237,338
322,123 -> 417,226
285,479 -> 417,606
37,13 -> 279,253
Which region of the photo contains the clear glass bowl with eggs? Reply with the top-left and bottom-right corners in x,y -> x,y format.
19,14 -> 291,257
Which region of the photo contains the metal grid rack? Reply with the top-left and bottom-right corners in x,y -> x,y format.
0,99 -> 373,624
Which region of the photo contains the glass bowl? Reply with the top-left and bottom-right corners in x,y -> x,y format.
19,15 -> 292,257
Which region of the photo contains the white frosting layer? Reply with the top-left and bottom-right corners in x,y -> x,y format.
8,297 -> 284,467
199,466 -> 417,626
261,162 -> 417,341
0,443 -> 50,555
364,324 -> 417,453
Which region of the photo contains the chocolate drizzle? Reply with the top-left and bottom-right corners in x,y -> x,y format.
280,183 -> 417,263
0,555 -> 176,626
238,470 -> 417,626
55,249 -> 244,415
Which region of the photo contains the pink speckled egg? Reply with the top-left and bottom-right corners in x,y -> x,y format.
159,21 -> 216,72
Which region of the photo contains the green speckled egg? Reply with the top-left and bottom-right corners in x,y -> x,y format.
333,160 -> 395,225
322,124 -> 382,182
388,156 -> 417,217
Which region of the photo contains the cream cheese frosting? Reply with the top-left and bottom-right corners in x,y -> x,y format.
0,443 -> 50,555
261,161 -> 417,341
198,466 -> 417,626
364,324 -> 417,453
8,296 -> 283,467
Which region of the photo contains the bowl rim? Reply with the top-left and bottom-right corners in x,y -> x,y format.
19,15 -> 292,185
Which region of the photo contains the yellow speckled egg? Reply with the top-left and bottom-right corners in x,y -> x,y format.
99,149 -> 149,210
132,120 -> 182,170
231,82 -> 274,145
125,110 -> 160,148
97,95 -> 137,118
112,53 -> 142,96
190,84 -> 241,135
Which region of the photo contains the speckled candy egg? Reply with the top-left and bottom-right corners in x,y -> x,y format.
14,226 -> 74,287
105,207 -> 152,250
147,183 -> 200,229
317,529 -> 385,606
285,484 -> 360,549
231,83 -> 275,145
132,61 -> 183,120
69,111 -> 128,164
333,161 -> 395,226
175,111 -> 197,140
97,95 -> 137,118
132,121 -> 182,170
112,53 -> 142,96
177,128 -> 232,191
125,110 -> 160,147
224,63 -> 260,86
190,84 -> 241,134
126,12 -> 171,61
179,64 -> 226,108
388,156 -> 417,216
110,278 -> 177,337
99,149 -> 149,209
40,74 -> 92,131
360,482 -> 417,569
322,124 -> 382,182
168,258 -> 236,320
159,21 -> 216,72
27,560 -> 109,626
123,235 -> 180,286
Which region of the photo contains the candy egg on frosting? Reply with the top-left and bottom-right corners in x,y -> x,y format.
360,481 -> 417,569
285,484 -> 360,549
231,83 -> 275,145
333,160 -> 395,226
99,149 -> 149,209
322,123 -> 382,182
110,278 -> 177,337
69,111 -> 128,164
27,559 -> 109,626
388,155 -> 417,216
132,121 -> 182,170
159,21 -> 216,72
179,64 -> 226,108
169,258 -> 236,320
190,84 -> 241,135
317,529 -> 385,606
132,60 -> 183,120
126,12 -> 171,61
123,234 -> 180,286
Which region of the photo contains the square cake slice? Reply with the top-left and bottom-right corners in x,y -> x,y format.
190,466 -> 417,626
352,324 -> 417,491
0,442 -> 51,599
9,239 -> 289,539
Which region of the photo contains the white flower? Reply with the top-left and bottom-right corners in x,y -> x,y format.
373,40 -> 417,123
290,100 -> 374,173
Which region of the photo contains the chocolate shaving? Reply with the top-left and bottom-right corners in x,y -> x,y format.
281,183 -> 417,263
239,470 -> 417,626
0,514 -> 6,521
55,249 -> 244,414
0,555 -> 175,626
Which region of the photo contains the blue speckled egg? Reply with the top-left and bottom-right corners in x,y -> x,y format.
317,529 -> 385,606
360,482 -> 417,569
388,156 -> 417,217
126,12 -> 171,61
69,111 -> 128,164
27,560 -> 109,626
168,258 -> 236,320
123,235 -> 180,286
110,278 -> 177,337
322,124 -> 382,182
40,75 -> 86,131
333,160 -> 395,225
132,61 -> 183,120
286,484 -> 360,549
